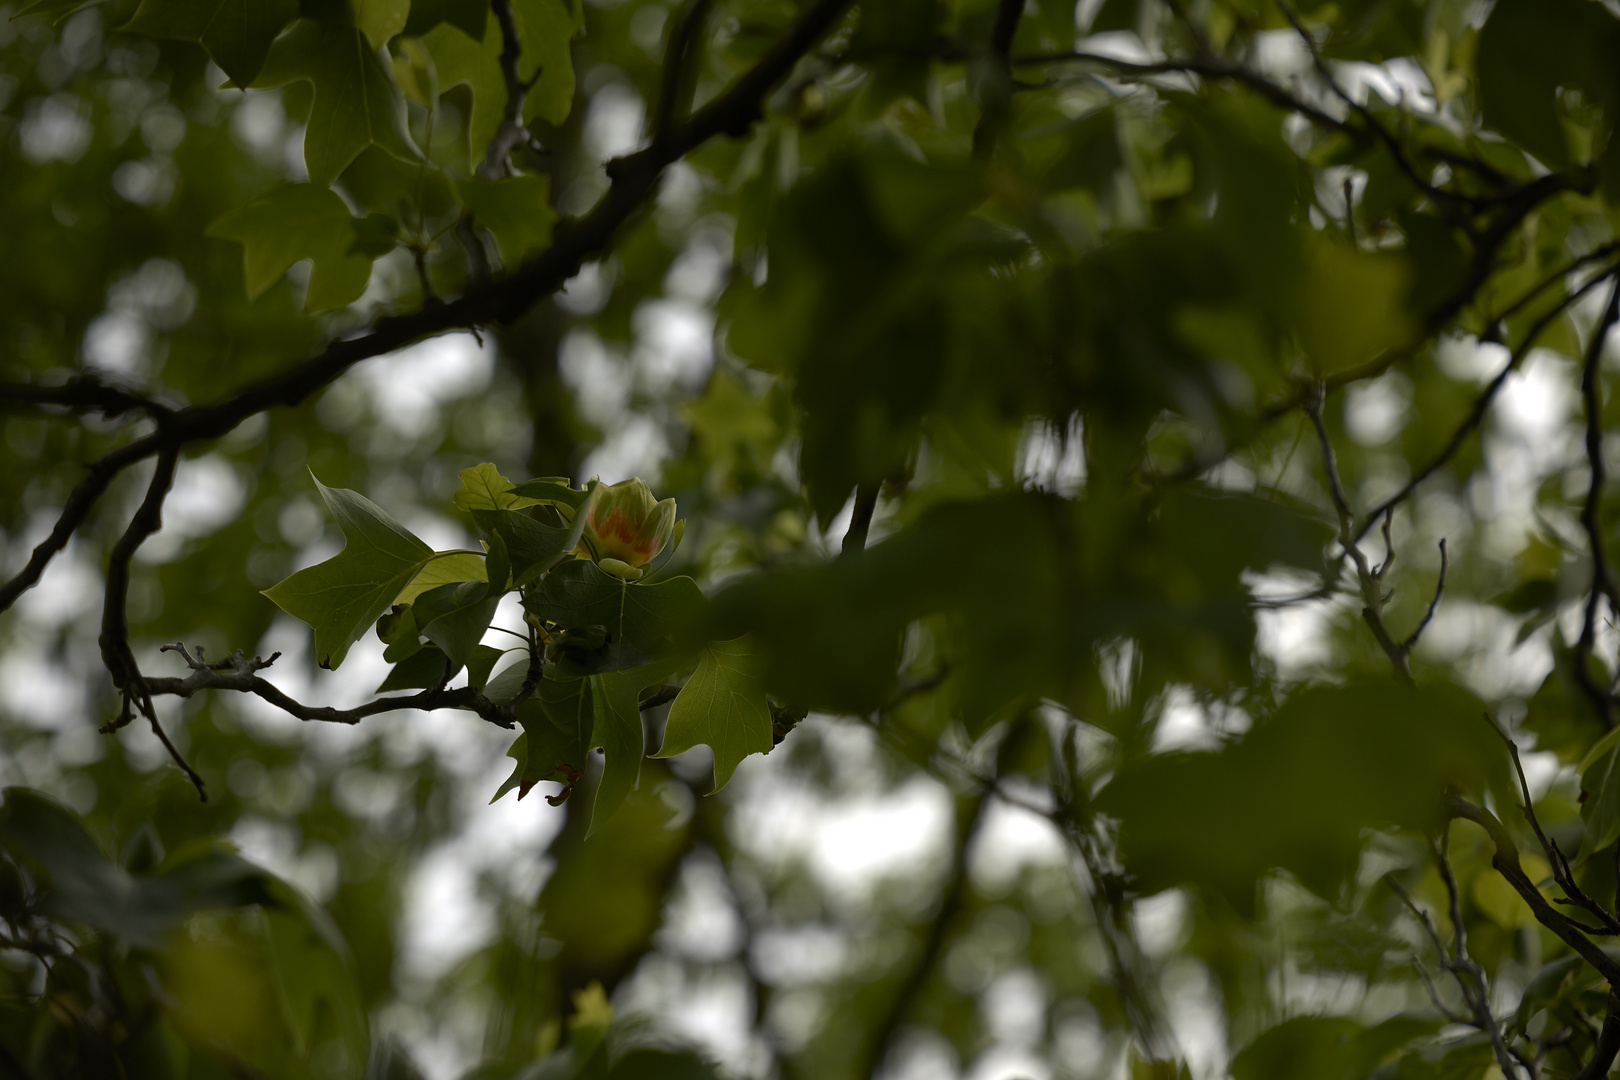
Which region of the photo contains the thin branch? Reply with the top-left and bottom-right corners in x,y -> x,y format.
1351,267 -> 1620,546
0,0 -> 859,621
98,449 -> 178,706
1576,278 -> 1620,728
144,644 -> 517,729
1007,48 -> 1351,134
1484,712 -> 1620,932
480,0 -> 542,179
0,375 -> 172,422
1450,797 -> 1620,985
1400,539 -> 1446,654
1574,993 -> 1620,1080
970,0 -> 1025,158
1432,835 -> 1522,1078
1305,386 -> 1409,678
654,0 -> 718,144
0,433 -> 162,615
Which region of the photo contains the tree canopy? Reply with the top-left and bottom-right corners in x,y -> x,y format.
3,0 -> 1620,1077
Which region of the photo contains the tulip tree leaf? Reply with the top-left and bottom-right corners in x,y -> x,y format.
413,581 -> 500,668
353,0 -> 410,49
524,560 -> 707,676
260,879 -> 370,1071
402,0 -> 487,39
1580,740 -> 1620,861
656,638 -> 773,790
394,552 -> 487,606
422,0 -> 582,171
122,0 -> 299,86
453,463 -> 544,512
498,676 -> 592,801
206,184 -> 379,313
1098,680 -> 1509,910
263,478 -> 434,670
375,645 -> 452,691
457,174 -> 557,266
0,788 -> 274,947
588,669 -> 652,832
13,0 -> 100,26
494,667 -> 662,830
253,19 -> 419,186
473,509 -> 579,589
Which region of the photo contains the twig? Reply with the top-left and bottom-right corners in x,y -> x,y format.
0,0 -> 860,623
1450,797 -> 1620,985
479,0 -> 541,179
1575,278 -> 1620,728
1433,835 -> 1522,1078
143,643 -> 518,729
1400,539 -> 1446,654
970,0 -> 1025,158
653,0 -> 717,144
0,375 -> 172,422
0,434 -> 162,614
1574,993 -> 1620,1080
1351,267 -> 1620,547
1304,386 -> 1409,678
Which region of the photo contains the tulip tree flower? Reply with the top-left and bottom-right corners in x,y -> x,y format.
581,479 -> 676,580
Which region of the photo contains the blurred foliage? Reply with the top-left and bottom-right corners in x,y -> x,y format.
6,0 -> 1620,1077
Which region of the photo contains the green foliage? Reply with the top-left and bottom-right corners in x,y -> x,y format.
11,0 -> 1620,1075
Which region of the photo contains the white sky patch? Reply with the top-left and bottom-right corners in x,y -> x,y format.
355,332 -> 495,439
585,81 -> 645,162
632,298 -> 714,394
15,541 -> 101,630
968,796 -> 1068,895
140,454 -> 246,561
560,328 -> 632,426
0,643 -> 90,731
1344,371 -> 1412,448
750,924 -> 849,987
399,755 -> 564,985
581,414 -> 670,485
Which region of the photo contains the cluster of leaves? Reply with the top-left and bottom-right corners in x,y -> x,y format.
11,0 -> 1620,1076
0,787 -> 717,1078
265,466 -> 772,824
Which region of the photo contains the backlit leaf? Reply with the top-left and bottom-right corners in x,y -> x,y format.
206,183 -> 378,312
252,19 -> 419,186
262,477 -> 434,669
656,637 -> 773,790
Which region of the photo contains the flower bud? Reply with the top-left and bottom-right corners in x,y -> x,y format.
582,479 -> 676,569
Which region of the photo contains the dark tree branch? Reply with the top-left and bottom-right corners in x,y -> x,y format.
0,375 -> 172,421
1350,268 -> 1620,546
480,0 -> 542,178
1305,386 -> 1410,678
92,448 -> 209,800
0,0 -> 858,625
1451,796 -> 1620,985
1573,993 -> 1620,1080
1576,279 -> 1620,728
1485,711 -> 1620,933
841,482 -> 880,556
0,433 -> 163,614
1008,48 -> 1352,134
1400,539 -> 1446,655
146,643 -> 517,729
970,0 -> 1024,158
1431,834 -> 1522,1078
654,0 -> 717,144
